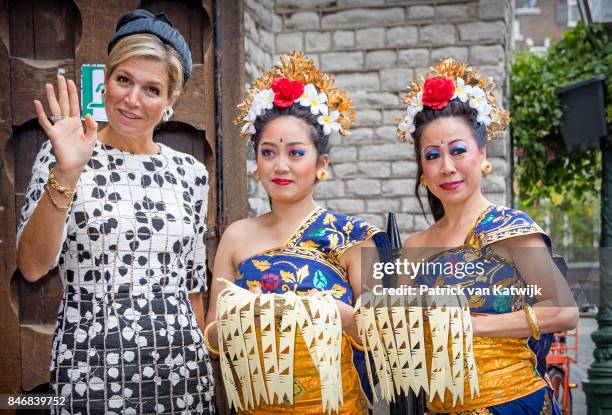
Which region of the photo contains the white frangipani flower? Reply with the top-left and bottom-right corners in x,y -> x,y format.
452,77 -> 472,102
252,89 -> 274,115
300,84 -> 328,115
241,109 -> 256,135
477,113 -> 492,126
468,87 -> 493,126
410,91 -> 423,113
397,114 -> 416,143
399,90 -> 424,143
476,103 -> 493,126
468,86 -> 488,110
397,115 -> 415,134
317,110 -> 340,135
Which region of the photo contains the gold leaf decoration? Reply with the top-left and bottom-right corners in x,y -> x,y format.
354,292 -> 479,406
280,270 -> 296,284
468,295 -> 486,309
328,233 -> 339,250
329,284 -> 347,299
216,282 -> 343,412
323,213 -> 337,225
299,240 -> 319,249
253,260 -> 271,271
342,221 -> 354,234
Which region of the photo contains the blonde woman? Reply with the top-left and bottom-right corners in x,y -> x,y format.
17,10 -> 214,414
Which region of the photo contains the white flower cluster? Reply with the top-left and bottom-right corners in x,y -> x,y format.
398,77 -> 493,143
241,83 -> 341,137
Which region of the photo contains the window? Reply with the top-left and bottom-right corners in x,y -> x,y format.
516,0 -> 540,15
514,18 -> 524,42
590,0 -> 612,23
567,0 -> 581,27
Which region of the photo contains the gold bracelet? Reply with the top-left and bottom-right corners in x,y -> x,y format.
344,333 -> 365,352
524,304 -> 541,340
45,186 -> 71,212
48,168 -> 77,199
203,321 -> 220,357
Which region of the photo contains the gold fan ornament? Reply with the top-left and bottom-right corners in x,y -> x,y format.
215,280 -> 344,414
353,291 -> 480,407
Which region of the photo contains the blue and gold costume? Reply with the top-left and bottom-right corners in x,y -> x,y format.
234,206 -> 389,414
414,205 -> 561,415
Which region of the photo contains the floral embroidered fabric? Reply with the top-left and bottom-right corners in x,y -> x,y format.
233,207 -> 388,411
413,205 -> 561,414
235,207 -> 382,304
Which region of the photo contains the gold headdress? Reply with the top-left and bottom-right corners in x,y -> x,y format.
235,51 -> 354,143
397,58 -> 510,143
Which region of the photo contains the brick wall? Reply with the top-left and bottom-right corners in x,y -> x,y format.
515,0 -> 570,51
244,0 -> 513,234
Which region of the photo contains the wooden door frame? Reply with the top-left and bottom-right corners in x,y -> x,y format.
209,2 -> 247,413
214,0 -> 247,234
0,0 -> 21,395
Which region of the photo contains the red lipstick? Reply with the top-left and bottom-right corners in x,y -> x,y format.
440,181 -> 463,191
272,178 -> 294,186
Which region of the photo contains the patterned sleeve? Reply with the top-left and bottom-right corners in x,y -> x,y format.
186,162 -> 210,293
332,215 -> 386,259
473,206 -> 552,250
16,140 -> 75,267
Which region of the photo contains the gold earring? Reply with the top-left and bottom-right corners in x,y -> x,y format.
254,170 -> 260,181
316,170 -> 328,181
419,175 -> 426,188
481,160 -> 492,175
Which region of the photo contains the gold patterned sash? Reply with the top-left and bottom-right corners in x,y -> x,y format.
427,336 -> 546,413
237,332 -> 367,414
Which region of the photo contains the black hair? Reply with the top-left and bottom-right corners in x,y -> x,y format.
413,99 -> 488,222
251,104 -> 331,157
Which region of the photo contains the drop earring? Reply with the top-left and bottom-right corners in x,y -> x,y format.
481,160 -> 492,175
254,170 -> 260,181
316,170 -> 328,181
419,175 -> 426,188
163,106 -> 174,122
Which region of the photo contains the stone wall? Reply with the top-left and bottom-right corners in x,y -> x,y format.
244,0 -> 513,234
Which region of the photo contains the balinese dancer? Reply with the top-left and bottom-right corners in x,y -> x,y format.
204,52 -> 389,414
395,58 -> 578,414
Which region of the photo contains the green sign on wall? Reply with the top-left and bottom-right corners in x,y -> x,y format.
81,64 -> 107,122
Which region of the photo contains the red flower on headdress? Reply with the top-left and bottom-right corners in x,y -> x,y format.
422,77 -> 455,110
271,77 -> 304,108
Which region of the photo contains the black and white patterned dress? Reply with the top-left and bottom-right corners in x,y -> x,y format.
17,141 -> 215,414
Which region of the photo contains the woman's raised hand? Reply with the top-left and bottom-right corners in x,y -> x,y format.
34,74 -> 98,175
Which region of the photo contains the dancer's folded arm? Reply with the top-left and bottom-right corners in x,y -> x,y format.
472,233 -> 578,338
